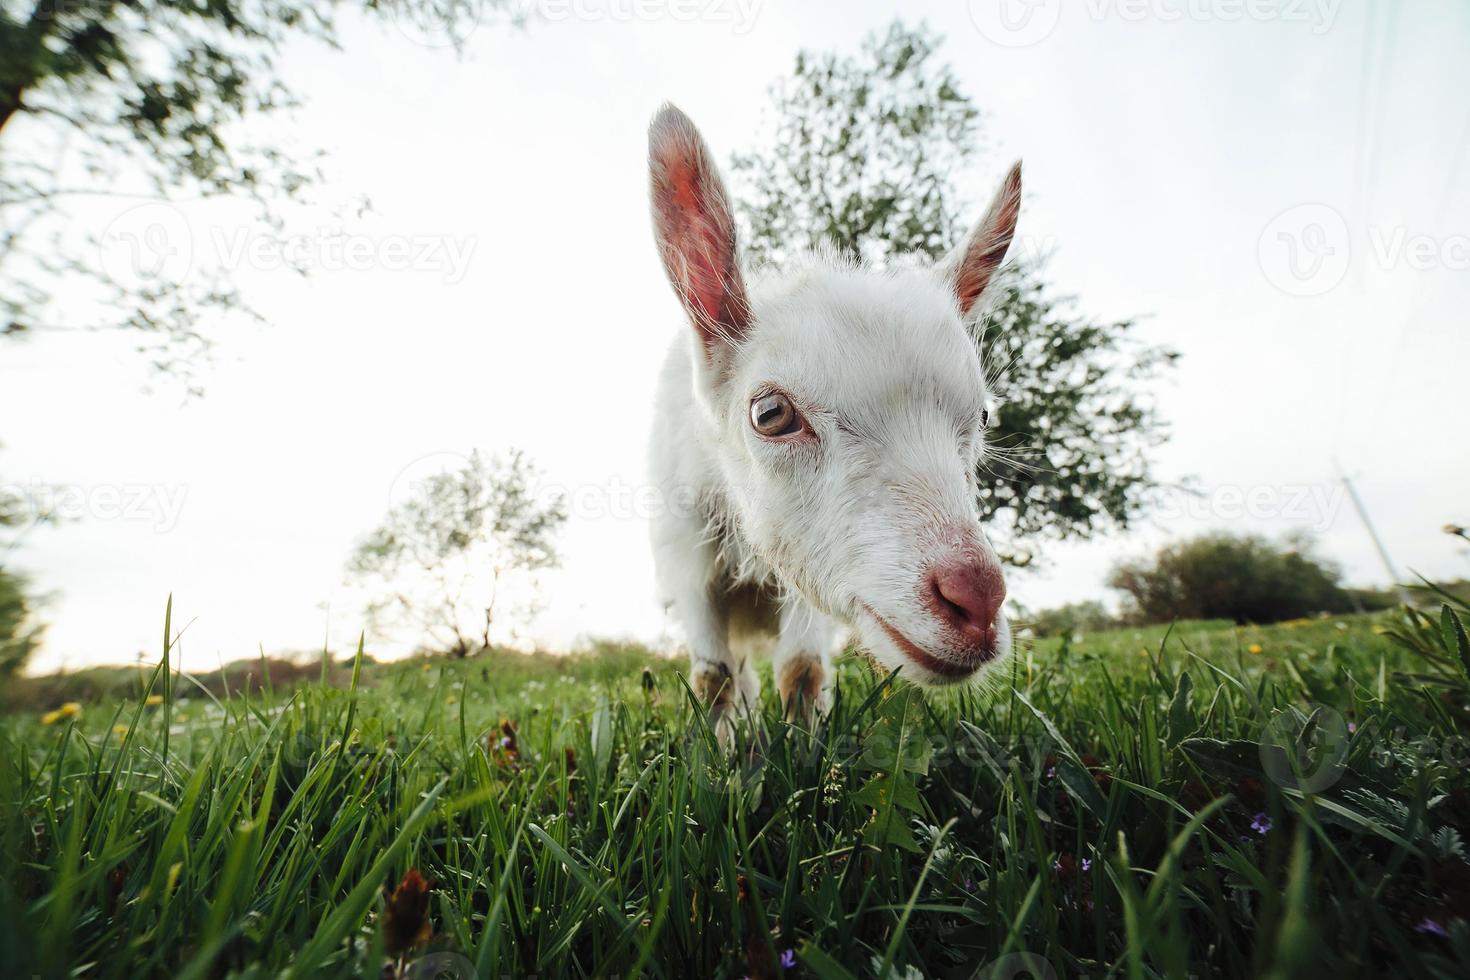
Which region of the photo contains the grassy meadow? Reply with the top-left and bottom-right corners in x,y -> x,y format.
3,602 -> 1470,979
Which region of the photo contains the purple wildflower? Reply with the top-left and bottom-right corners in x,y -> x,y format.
963,877 -> 976,892
499,736 -> 513,749
1251,812 -> 1273,835
1081,857 -> 1092,872
1416,918 -> 1450,938
1046,766 -> 1056,780
1348,722 -> 1357,734
780,949 -> 797,969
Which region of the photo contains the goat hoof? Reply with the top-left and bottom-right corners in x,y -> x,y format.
690,662 -> 755,750
778,657 -> 831,729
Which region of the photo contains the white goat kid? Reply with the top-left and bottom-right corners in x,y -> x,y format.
646,104 -> 1019,739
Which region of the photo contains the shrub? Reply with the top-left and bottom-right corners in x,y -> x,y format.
1024,600 -> 1120,637
1107,532 -> 1356,625
0,567 -> 41,677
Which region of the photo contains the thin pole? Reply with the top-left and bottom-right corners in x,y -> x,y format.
1335,462 -> 1408,599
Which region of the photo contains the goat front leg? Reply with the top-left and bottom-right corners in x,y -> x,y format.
656,525 -> 759,746
685,593 -> 761,748
773,597 -> 838,729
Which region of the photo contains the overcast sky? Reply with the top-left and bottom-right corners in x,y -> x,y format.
3,0 -> 1468,675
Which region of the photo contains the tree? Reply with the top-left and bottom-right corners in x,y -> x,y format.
0,0 -> 510,390
347,450 -> 567,657
0,565 -> 41,676
1,487 -> 43,675
1025,599 -> 1119,639
1,0 -> 507,668
731,22 -> 1177,566
1107,532 -> 1356,625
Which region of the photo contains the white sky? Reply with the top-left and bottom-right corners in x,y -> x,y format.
3,0 -> 1469,675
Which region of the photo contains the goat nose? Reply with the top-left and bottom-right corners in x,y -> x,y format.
929,562 -> 1006,642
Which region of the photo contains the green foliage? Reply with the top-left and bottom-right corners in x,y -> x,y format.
1024,599 -> 1120,638
0,565 -> 40,676
731,23 -> 977,271
0,0 -> 510,388
1108,532 -> 1363,625
5,612 -> 1470,976
1380,580 -> 1470,686
731,22 -> 1177,564
0,472 -> 42,676
347,449 -> 567,657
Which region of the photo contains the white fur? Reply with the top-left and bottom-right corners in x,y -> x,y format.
646,106 -> 1018,732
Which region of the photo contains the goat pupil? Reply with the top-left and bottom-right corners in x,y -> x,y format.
752,395 -> 793,434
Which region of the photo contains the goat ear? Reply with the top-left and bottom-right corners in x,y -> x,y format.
943,162 -> 1022,316
648,104 -> 751,356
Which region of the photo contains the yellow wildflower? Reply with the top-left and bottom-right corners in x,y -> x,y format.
41,702 -> 82,725
145,694 -> 164,706
446,695 -> 458,705
1248,644 -> 1263,655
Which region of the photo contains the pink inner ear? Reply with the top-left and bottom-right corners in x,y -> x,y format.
953,163 -> 1022,316
661,165 -> 731,333
650,119 -> 749,350
953,233 -> 1010,315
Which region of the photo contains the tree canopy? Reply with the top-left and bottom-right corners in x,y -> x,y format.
347,450 -> 567,657
0,0 -> 506,389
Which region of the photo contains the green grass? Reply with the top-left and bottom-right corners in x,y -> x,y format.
4,604 -> 1470,979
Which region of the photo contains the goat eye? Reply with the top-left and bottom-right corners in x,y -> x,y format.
980,408 -> 990,429
750,392 -> 801,437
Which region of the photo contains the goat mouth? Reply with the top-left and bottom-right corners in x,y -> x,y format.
862,606 -> 995,683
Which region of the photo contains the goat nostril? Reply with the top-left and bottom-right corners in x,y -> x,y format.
931,566 -> 1005,636
931,577 -> 970,625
